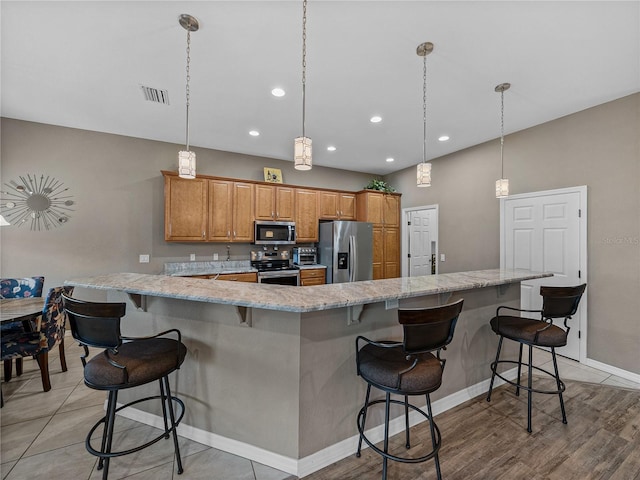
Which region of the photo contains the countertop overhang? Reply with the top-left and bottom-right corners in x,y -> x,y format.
65,269 -> 552,313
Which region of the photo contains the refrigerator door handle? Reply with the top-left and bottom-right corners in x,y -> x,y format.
349,235 -> 357,282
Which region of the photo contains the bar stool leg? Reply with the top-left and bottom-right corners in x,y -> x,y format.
426,394 -> 442,480
382,392 -> 391,480
515,343 -> 524,396
404,395 -> 410,449
163,376 -> 184,474
356,384 -> 371,457
487,336 -> 504,402
100,390 -> 118,480
551,347 -> 567,424
159,379 -> 170,439
527,345 -> 533,434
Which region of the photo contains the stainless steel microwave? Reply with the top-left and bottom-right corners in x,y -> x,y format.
254,221 -> 296,245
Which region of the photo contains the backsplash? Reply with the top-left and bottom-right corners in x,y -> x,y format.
164,260 -> 251,276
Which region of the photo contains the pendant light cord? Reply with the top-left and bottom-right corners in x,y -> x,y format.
185,28 -> 192,151
500,89 -> 505,179
301,0 -> 307,139
422,53 -> 427,164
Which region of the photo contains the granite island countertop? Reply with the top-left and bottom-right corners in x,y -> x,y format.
65,269 -> 552,313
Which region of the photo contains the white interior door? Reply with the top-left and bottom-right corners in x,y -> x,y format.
501,187 -> 587,361
404,206 -> 438,277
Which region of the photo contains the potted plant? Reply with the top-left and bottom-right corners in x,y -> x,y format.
364,179 -> 395,193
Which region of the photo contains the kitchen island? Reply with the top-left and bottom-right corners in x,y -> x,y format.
66,269 -> 551,477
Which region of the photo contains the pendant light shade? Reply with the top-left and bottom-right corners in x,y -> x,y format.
294,136 -> 312,170
495,178 -> 509,198
178,14 -> 199,179
294,0 -> 312,171
416,42 -> 434,187
495,82 -> 510,198
417,162 -> 432,187
178,150 -> 196,179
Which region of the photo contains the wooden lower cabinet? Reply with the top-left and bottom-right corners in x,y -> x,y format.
299,268 -> 326,286
216,272 -> 257,282
383,227 -> 400,278
372,225 -> 400,280
372,227 -> 384,280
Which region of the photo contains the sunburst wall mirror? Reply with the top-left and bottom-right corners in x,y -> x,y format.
0,174 -> 75,231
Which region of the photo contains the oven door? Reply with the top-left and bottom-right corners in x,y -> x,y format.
257,270 -> 300,286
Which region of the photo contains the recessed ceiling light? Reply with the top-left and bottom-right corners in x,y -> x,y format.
370,115 -> 382,123
386,157 -> 395,162
327,146 -> 336,152
271,88 -> 285,97
438,135 -> 450,142
249,130 -> 260,136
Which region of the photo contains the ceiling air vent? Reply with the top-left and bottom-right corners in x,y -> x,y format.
140,85 -> 170,105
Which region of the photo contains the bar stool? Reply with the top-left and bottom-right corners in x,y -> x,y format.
62,295 -> 187,480
355,299 -> 464,480
486,284 -> 586,433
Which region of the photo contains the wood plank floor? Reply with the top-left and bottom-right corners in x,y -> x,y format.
303,379 -> 640,480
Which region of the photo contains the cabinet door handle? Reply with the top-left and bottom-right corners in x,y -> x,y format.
202,231 -> 205,238
227,230 -> 231,238
233,230 -> 237,238
276,211 -> 280,218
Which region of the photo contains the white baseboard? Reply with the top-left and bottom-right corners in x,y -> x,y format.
583,357 -> 640,384
114,368 -> 518,477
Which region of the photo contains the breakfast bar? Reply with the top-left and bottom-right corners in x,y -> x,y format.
65,269 -> 551,477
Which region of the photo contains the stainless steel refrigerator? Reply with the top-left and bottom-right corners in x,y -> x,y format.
318,221 -> 373,283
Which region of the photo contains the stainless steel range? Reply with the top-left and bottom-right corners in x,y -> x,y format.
251,250 -> 300,286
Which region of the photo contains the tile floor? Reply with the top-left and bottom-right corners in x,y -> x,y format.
1,340 -> 638,480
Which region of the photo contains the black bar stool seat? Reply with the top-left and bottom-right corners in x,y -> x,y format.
63,295 -> 187,480
355,299 -> 464,480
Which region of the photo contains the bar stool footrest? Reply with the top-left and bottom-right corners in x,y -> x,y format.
86,394 -> 185,459
357,398 -> 441,464
490,359 -> 566,395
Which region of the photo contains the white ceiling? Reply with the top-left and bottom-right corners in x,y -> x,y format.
2,1 -> 639,175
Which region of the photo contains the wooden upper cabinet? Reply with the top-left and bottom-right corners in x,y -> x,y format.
232,182 -> 255,241
208,179 -> 254,242
357,190 -> 400,226
318,191 -> 356,220
295,188 -> 319,242
357,191 -> 384,225
164,175 -> 208,241
208,179 -> 232,241
383,194 -> 400,227
339,193 -> 357,220
255,185 -> 294,221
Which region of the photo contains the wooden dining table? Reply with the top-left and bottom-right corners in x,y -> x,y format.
1,297 -> 44,324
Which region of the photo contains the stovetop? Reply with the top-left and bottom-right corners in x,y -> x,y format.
250,259 -> 294,272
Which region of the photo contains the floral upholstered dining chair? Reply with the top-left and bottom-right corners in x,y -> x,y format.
1,286 -> 74,397
0,277 -> 45,299
1,276 -> 46,380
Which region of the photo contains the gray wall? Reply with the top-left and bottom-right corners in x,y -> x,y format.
0,118 -> 371,291
385,93 -> 640,374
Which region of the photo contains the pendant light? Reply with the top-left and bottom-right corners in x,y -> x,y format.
178,14 -> 199,179
416,42 -> 434,187
495,82 -> 511,198
294,0 -> 312,170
